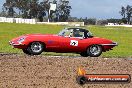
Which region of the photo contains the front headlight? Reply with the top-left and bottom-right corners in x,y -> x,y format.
17,37 -> 26,44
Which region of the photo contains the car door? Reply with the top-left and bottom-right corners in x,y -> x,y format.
58,36 -> 87,52
58,29 -> 86,52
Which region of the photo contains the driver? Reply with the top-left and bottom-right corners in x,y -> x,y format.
73,30 -> 82,37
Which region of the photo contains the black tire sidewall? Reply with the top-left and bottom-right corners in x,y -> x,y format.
87,45 -> 102,57
27,42 -> 44,55
22,49 -> 32,55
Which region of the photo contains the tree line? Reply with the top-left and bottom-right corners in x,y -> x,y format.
67,17 -> 122,25
0,1 -> 131,24
120,5 -> 132,24
1,0 -> 71,22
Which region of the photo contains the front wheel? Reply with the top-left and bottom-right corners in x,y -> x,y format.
24,42 -> 44,55
22,49 -> 31,55
87,45 -> 102,57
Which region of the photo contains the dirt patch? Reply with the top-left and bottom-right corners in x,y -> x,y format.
0,55 -> 132,88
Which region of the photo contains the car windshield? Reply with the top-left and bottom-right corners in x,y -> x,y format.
87,31 -> 93,37
58,29 -> 69,36
58,28 -> 93,38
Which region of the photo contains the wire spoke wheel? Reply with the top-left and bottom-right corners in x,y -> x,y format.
87,45 -> 102,57
90,45 -> 101,55
25,42 -> 44,55
31,42 -> 42,53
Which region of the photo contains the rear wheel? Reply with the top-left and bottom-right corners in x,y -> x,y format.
87,45 -> 102,57
23,42 -> 44,55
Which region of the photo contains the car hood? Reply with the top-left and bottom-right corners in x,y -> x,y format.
91,37 -> 115,44
25,34 -> 57,37
10,34 -> 58,42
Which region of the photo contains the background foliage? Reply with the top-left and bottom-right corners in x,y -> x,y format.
1,0 -> 71,22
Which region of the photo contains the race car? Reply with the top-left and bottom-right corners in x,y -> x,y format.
9,27 -> 118,57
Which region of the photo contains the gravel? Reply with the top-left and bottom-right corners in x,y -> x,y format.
0,54 -> 132,88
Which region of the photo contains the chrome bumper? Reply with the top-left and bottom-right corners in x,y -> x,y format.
101,42 -> 118,46
9,41 -> 22,46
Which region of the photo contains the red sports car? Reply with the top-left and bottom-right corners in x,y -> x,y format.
9,27 -> 118,57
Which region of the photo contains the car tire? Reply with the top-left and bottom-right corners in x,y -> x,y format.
76,76 -> 87,85
27,42 -> 44,55
22,49 -> 32,55
80,52 -> 89,57
87,45 -> 102,57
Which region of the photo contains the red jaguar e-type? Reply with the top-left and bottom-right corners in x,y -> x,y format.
9,27 -> 118,57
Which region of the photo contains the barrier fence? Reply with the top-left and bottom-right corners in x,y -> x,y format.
0,17 -> 84,26
105,23 -> 132,27
0,17 -> 36,24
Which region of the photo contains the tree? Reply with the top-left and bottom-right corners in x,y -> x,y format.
55,0 -> 72,22
3,0 -> 72,22
3,0 -> 16,17
126,5 -> 132,24
3,0 -> 50,19
38,0 -> 49,21
119,6 -> 126,18
86,18 -> 96,25
120,5 -> 132,24
107,18 -> 121,24
42,0 -> 72,22
17,0 -> 39,18
96,20 -> 108,25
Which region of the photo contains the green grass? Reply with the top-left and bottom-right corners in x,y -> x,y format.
0,23 -> 64,53
88,26 -> 132,57
0,23 -> 132,57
